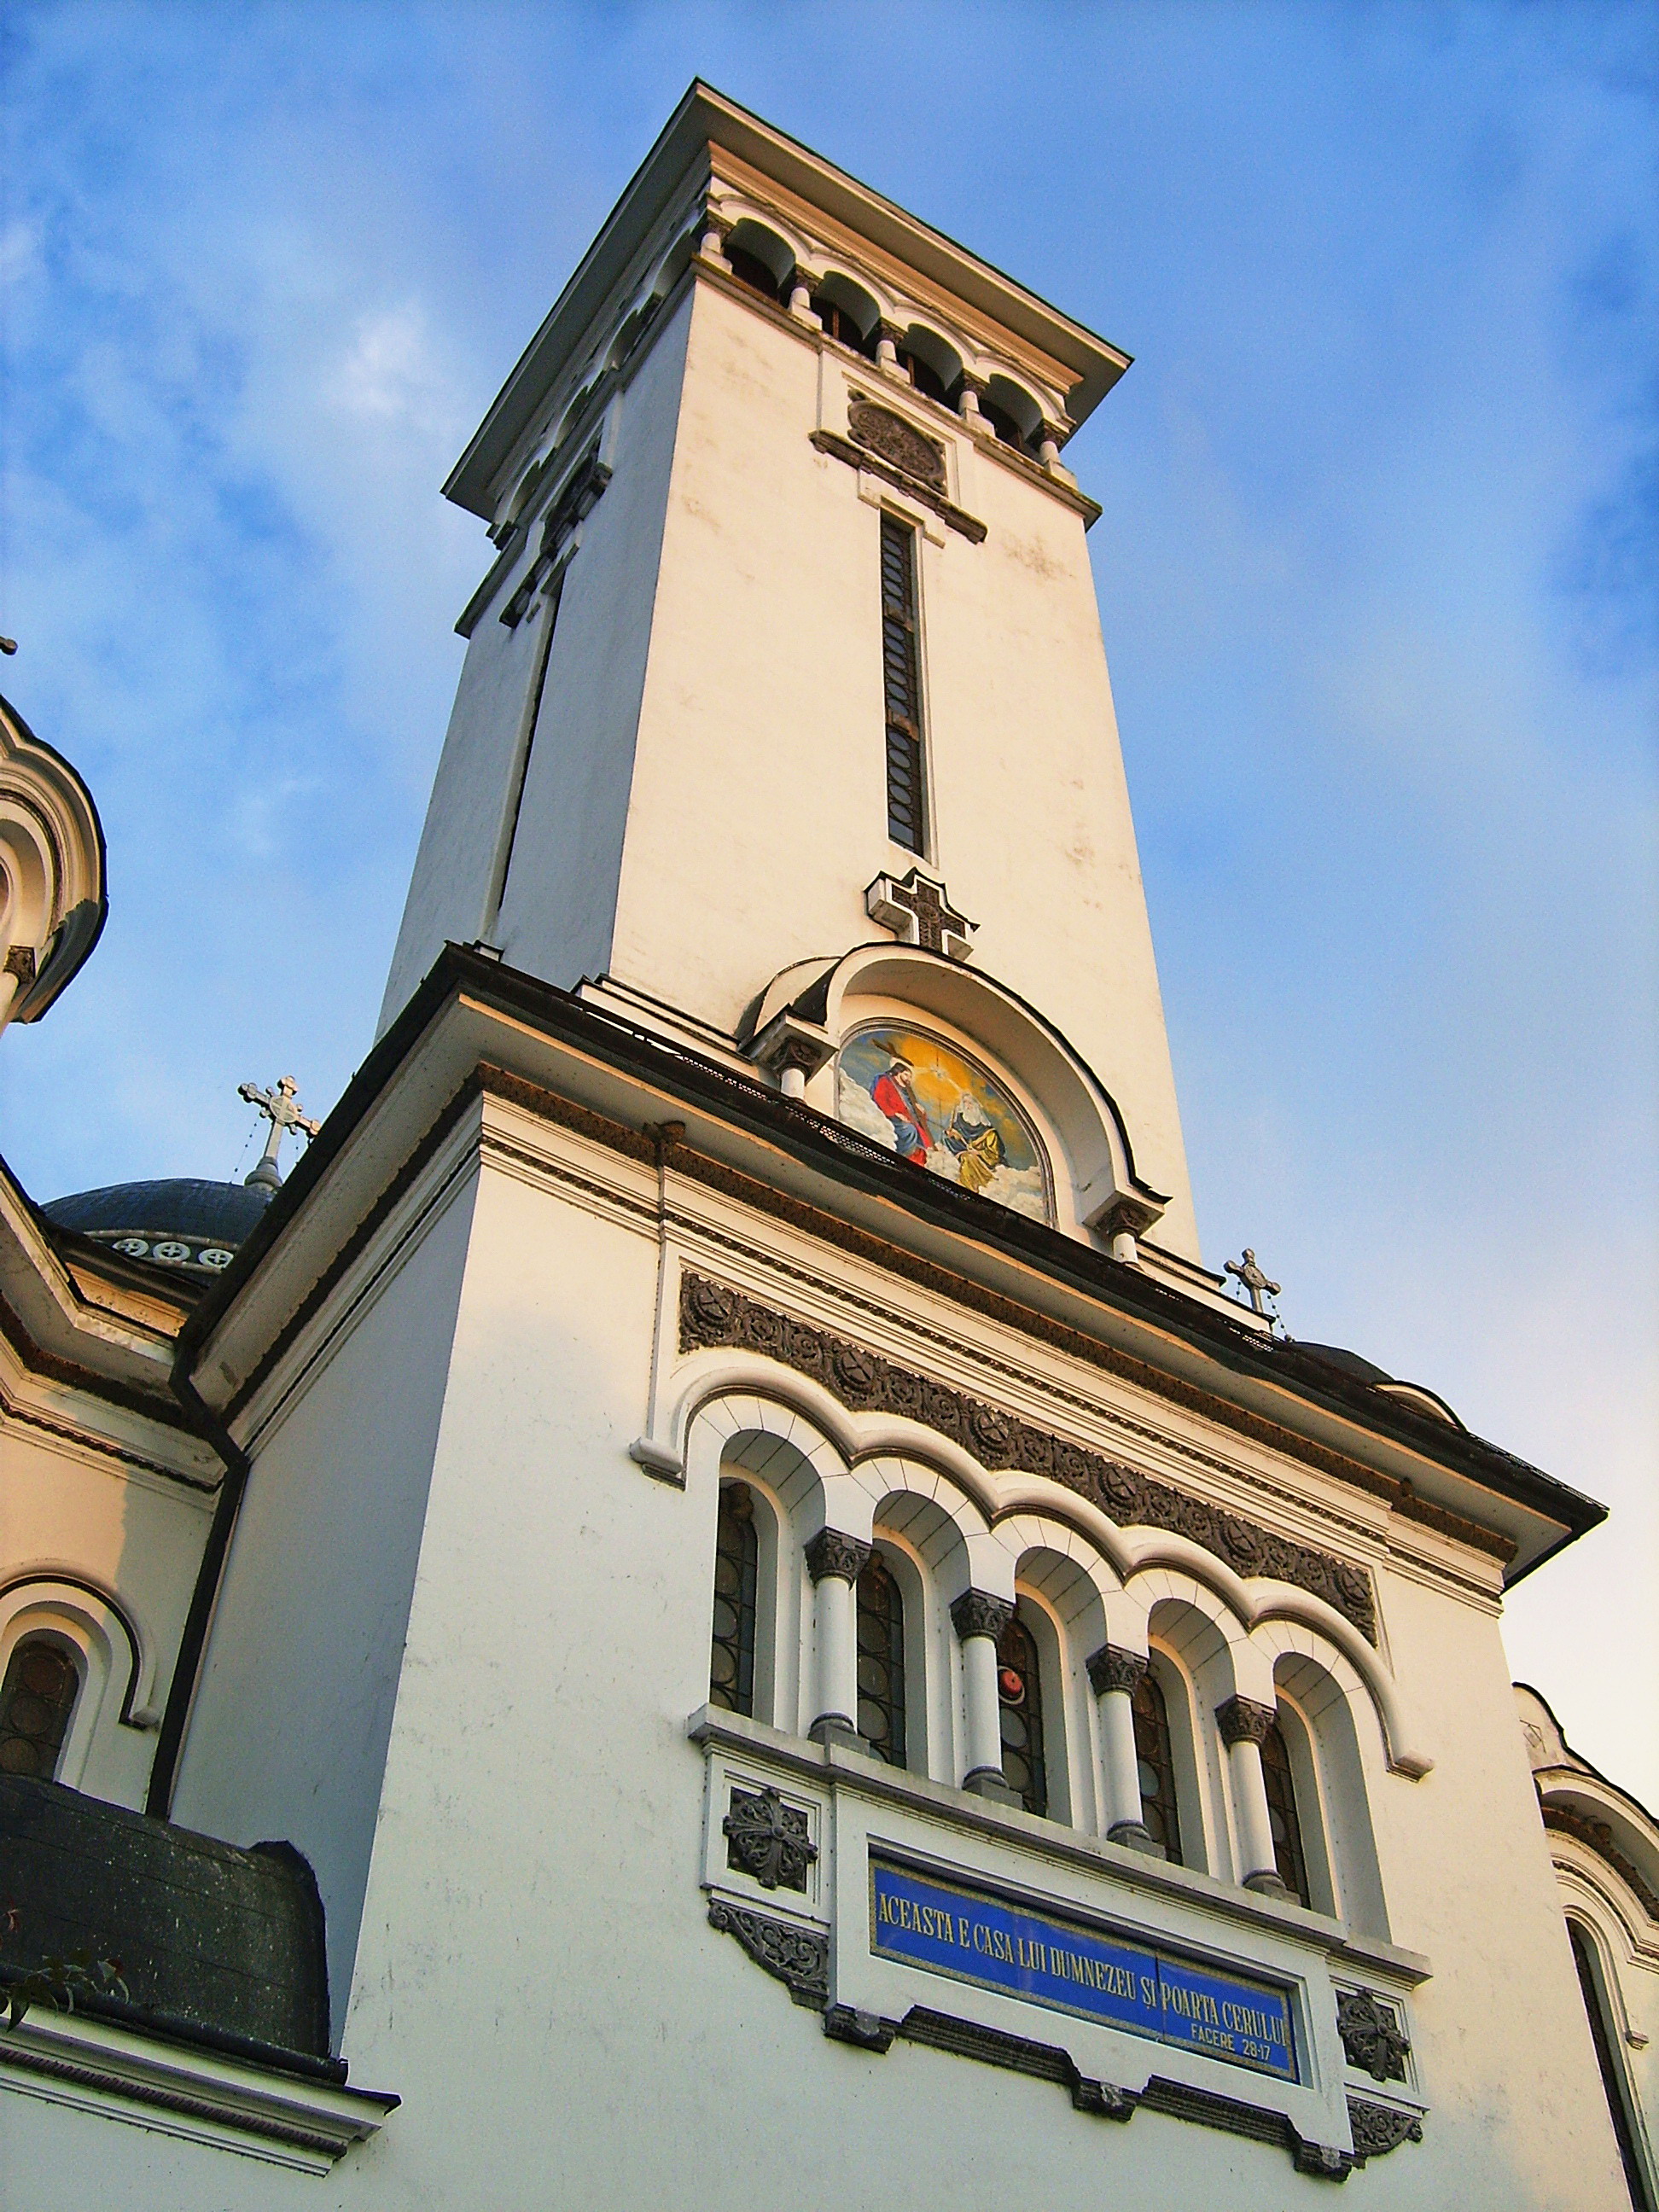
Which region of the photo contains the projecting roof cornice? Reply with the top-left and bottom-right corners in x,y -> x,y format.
181,945 -> 1604,1584
444,79 -> 1132,521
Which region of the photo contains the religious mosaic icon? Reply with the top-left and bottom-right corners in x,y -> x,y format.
835,1023 -> 1051,1223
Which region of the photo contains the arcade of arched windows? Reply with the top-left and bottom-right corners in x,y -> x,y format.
702,1411 -> 1394,1941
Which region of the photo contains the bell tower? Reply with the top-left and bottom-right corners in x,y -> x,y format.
382,82 -> 1202,1264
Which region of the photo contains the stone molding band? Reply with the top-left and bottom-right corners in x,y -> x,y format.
950,1590 -> 1014,1643
679,1272 -> 1377,1642
704,1909 -> 1415,2180
1214,1695 -> 1279,1749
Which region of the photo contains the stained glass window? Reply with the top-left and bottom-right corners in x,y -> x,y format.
0,1638 -> 79,1780
1133,1668 -> 1183,1866
709,1483 -> 758,1717
998,1606 -> 1048,1818
855,1551 -> 906,1767
879,514 -> 926,853
1260,1716 -> 1311,1906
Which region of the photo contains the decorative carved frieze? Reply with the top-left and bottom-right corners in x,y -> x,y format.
950,1590 -> 1015,1644
723,1785 -> 817,1894
1214,1695 -> 1279,1750
1336,1988 -> 1411,2082
706,1899 -> 829,2009
1346,2098 -> 1423,2163
808,430 -> 988,543
1086,1645 -> 1148,1698
803,1528 -> 871,1586
847,396 -> 947,491
679,1273 -> 1377,1641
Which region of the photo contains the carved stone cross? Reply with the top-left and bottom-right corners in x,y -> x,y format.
1225,1248 -> 1281,1318
865,868 -> 975,961
238,1074 -> 321,1192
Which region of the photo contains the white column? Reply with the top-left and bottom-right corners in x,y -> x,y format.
1216,1695 -> 1287,1893
952,1591 -> 1014,1797
806,1529 -> 870,1747
1088,1645 -> 1155,1849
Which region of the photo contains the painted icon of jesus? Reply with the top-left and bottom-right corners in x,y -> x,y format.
868,1056 -> 933,1166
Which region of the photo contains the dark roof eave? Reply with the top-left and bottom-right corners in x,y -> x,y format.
180,945 -> 1607,1562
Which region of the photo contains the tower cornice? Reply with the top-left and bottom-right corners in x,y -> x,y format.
444,79 -> 1131,521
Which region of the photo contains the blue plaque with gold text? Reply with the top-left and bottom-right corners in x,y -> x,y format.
870,1860 -> 1297,2081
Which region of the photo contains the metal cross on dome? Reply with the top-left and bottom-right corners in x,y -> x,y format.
238,1074 -> 321,1192
864,867 -> 976,961
1225,1248 -> 1281,1318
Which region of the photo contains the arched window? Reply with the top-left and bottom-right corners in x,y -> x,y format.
811,276 -> 880,359
1260,1717 -> 1311,1906
722,220 -> 794,308
1569,1920 -> 1653,2210
997,1605 -> 1047,1817
0,1636 -> 81,1780
1133,1668 -> 1183,1866
709,1482 -> 758,1717
855,1551 -> 906,1767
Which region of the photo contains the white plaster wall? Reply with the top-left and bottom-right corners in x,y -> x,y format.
381,294 -> 695,1036
169,1169 -> 477,2024
7,1171 -> 1630,2208
1362,1562 -> 1633,2207
608,281 -> 1199,1251
383,271 -> 1200,1251
0,1420 -> 211,1806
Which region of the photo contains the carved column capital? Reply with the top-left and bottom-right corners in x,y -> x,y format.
950,1589 -> 1014,1644
1214,1693 -> 1279,1749
805,1528 -> 872,1585
1086,1644 -> 1149,1698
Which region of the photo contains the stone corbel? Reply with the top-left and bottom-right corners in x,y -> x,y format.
744,1010 -> 835,1100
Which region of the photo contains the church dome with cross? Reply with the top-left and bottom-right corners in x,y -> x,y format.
40,1177 -> 272,1278
40,1073 -> 319,1278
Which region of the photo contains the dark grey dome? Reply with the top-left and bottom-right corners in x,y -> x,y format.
1293,1342 -> 1393,1386
42,1178 -> 272,1278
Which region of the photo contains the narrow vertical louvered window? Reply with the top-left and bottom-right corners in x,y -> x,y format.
709,1483 -> 758,1717
879,514 -> 926,853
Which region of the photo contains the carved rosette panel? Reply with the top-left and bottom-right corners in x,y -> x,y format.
847,397 -> 947,490
1346,2098 -> 1423,2163
1336,1989 -> 1411,2083
707,1899 -> 829,2009
723,1785 -> 818,1893
679,1273 -> 1377,1642
1086,1645 -> 1149,1698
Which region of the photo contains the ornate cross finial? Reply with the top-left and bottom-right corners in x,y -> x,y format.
865,868 -> 975,961
1225,1248 -> 1281,1318
238,1074 -> 320,1192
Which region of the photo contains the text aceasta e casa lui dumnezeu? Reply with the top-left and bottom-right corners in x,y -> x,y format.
871,1870 -> 1295,2074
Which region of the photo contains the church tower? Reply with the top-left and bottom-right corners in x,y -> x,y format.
381,81 -> 1202,1270
4,84 -> 1644,2212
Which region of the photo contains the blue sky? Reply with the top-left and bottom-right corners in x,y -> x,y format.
1,3 -> 1654,1795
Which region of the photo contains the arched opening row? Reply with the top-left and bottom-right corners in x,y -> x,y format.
706,1449 -> 1388,1936
718,217 -> 1050,457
